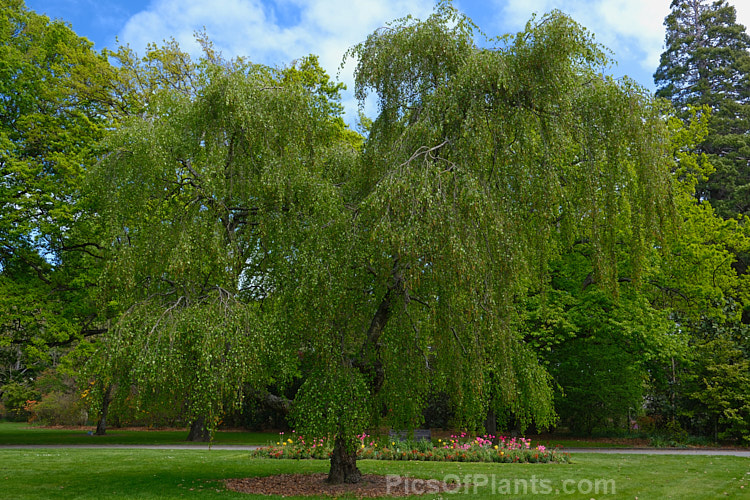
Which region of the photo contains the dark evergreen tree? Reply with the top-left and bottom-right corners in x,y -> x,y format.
654,3 -> 750,444
655,0 -> 750,218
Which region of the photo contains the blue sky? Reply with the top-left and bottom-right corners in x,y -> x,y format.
23,0 -> 750,123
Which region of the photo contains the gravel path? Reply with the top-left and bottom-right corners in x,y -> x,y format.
0,444 -> 263,450
1,444 -> 748,456
563,447 -> 750,456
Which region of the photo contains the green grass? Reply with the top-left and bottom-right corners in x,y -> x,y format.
0,421 -> 275,446
0,448 -> 747,499
0,421 -> 651,449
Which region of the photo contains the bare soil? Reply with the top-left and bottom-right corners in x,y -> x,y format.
225,473 -> 461,498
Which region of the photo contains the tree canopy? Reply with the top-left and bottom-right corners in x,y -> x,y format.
653,0 -> 750,444
88,3 -> 678,483
0,0 -> 112,386
655,0 -> 750,218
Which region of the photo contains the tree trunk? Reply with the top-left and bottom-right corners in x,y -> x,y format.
94,384 -> 113,436
187,416 -> 211,442
485,408 -> 497,438
327,433 -> 361,484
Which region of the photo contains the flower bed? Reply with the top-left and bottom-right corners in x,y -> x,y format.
250,431 -> 570,464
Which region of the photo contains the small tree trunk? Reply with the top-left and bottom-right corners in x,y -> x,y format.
485,408 -> 497,438
187,416 -> 211,442
94,384 -> 113,436
327,433 -> 361,484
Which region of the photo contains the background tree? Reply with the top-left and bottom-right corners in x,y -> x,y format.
652,0 -> 750,443
0,0 -> 113,401
524,254 -> 675,435
654,0 -> 750,218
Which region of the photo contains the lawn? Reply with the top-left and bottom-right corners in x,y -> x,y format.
0,421 -> 274,446
0,448 -> 747,499
0,421 -> 661,449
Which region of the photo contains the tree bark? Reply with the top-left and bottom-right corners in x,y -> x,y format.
94,384 -> 113,436
485,408 -> 497,438
327,433 -> 362,484
353,259 -> 404,394
187,416 -> 211,442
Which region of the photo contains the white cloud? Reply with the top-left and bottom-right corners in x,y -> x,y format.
498,0 -> 750,74
117,0 -> 433,124
594,0 -> 670,70
735,2 -> 750,33
497,0 -> 670,71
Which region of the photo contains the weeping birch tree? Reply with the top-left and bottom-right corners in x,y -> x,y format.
90,3 -> 676,484
87,56 -> 351,434
297,5 -> 674,483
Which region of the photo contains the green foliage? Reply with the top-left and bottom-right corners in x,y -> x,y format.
344,3 -> 674,439
6,0 -> 750,465
644,102 -> 750,444
0,0 -> 113,388
655,0 -> 750,218
524,253 -> 676,435
23,369 -> 87,426
87,3 -> 677,481
26,392 -> 86,426
87,49 -> 356,432
0,1 -> 109,248
682,318 -> 750,443
650,0 -> 750,445
0,381 -> 39,421
291,367 -> 371,442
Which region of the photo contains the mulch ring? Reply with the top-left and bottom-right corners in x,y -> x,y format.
226,473 -> 463,497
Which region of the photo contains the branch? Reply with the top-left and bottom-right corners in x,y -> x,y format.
247,390 -> 292,414
451,327 -> 467,355
352,258 -> 405,395
404,302 -> 430,370
404,288 -> 429,308
398,139 -> 454,171
61,242 -> 104,259
148,296 -> 184,335
179,158 -> 203,181
647,279 -> 691,303
11,326 -> 107,348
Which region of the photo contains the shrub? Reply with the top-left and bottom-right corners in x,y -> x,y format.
0,382 -> 40,422
19,370 -> 88,426
29,391 -> 88,426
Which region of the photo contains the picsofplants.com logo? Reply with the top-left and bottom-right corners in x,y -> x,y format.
386,474 -> 617,496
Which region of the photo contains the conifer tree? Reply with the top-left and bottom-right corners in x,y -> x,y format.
655,0 -> 750,218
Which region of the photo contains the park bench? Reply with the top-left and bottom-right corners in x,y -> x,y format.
388,428 -> 432,441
